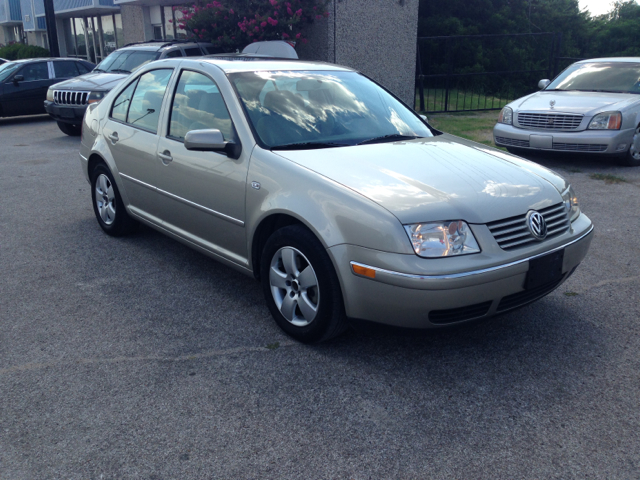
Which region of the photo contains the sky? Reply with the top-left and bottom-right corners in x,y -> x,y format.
578,0 -> 624,16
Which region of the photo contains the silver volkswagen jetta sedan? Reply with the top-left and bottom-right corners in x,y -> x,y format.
494,57 -> 640,166
79,57 -> 593,342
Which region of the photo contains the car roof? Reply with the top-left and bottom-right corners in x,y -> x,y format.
121,40 -> 212,51
192,58 -> 354,73
5,57 -> 88,64
576,57 -> 640,64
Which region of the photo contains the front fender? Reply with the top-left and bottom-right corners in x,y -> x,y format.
245,148 -> 413,265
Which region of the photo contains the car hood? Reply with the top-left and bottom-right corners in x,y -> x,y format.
274,134 -> 567,224
511,90 -> 640,115
50,72 -> 128,91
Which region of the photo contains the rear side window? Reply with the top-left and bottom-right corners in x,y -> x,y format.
77,63 -> 91,74
183,47 -> 202,57
53,61 -> 80,78
20,62 -> 49,81
164,49 -> 183,58
110,69 -> 173,134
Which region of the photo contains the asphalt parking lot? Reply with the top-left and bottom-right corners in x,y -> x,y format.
1,115 -> 639,479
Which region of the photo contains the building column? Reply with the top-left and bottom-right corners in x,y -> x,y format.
121,4 -> 151,45
82,17 -> 90,61
297,0 -> 419,107
96,15 -> 105,60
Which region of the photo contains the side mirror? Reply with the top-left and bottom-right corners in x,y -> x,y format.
420,114 -> 428,123
538,79 -> 551,90
13,75 -> 24,84
184,129 -> 241,159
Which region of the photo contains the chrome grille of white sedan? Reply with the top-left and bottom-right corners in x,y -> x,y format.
517,112 -> 583,130
53,90 -> 90,106
487,203 -> 570,250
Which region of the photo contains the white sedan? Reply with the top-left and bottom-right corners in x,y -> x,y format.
494,57 -> 640,166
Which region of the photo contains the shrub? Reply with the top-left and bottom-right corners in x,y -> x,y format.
0,43 -> 50,60
179,0 -> 330,52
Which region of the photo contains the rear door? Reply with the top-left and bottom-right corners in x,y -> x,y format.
2,61 -> 51,115
102,68 -> 175,222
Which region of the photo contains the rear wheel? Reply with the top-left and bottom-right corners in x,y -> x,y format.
90,163 -> 138,236
57,121 -> 81,136
260,225 -> 348,343
622,125 -> 640,166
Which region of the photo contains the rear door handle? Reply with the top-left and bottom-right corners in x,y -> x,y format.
158,150 -> 173,164
108,132 -> 119,144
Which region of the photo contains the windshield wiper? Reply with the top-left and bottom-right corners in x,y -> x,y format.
271,142 -> 350,151
92,68 -> 106,72
108,69 -> 131,74
357,134 -> 421,145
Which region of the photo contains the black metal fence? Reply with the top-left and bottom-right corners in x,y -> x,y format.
415,32 -> 566,113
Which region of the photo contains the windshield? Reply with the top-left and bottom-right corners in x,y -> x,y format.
0,62 -> 20,82
95,50 -> 160,74
547,62 -> 640,94
230,70 -> 432,148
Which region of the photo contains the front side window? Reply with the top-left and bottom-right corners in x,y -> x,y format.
110,69 -> 173,133
230,70 -> 432,148
168,70 -> 234,141
20,62 -> 49,81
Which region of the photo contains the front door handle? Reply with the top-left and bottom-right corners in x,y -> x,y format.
158,150 -> 173,164
107,132 -> 119,144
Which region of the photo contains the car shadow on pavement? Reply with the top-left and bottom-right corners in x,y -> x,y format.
0,114 -> 53,127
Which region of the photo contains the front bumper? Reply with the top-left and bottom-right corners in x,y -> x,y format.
44,100 -> 87,125
494,123 -> 633,154
328,214 -> 593,328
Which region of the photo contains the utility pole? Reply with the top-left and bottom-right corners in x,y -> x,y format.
43,0 -> 60,56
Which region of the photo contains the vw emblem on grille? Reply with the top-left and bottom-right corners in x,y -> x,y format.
527,211 -> 547,240
549,100 -> 556,109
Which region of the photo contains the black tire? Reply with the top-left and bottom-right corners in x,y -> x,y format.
621,125 -> 640,166
57,121 -> 81,136
90,162 -> 138,236
260,225 -> 348,343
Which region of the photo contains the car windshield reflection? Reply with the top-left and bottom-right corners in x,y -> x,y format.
547,62 -> 640,94
230,70 -> 433,148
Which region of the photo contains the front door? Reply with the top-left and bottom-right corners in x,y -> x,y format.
2,61 -> 51,116
155,69 -> 249,265
102,68 -> 174,222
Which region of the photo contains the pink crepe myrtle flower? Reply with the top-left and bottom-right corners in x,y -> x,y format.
261,21 -> 267,27
267,16 -> 278,26
295,8 -> 302,16
229,8 -> 234,14
269,0 -> 277,5
287,6 -> 292,14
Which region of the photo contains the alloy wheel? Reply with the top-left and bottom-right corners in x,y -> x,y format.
95,173 -> 116,225
269,246 -> 320,327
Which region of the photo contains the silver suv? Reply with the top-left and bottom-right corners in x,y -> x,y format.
45,40 -> 217,136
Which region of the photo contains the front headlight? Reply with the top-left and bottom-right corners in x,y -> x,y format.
498,106 -> 513,125
46,88 -> 54,102
588,111 -> 621,130
561,185 -> 580,222
87,91 -> 106,104
404,221 -> 481,258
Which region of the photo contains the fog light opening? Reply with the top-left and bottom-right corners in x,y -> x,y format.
616,143 -> 627,151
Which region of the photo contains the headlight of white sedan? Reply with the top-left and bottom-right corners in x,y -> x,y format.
498,106 -> 513,125
46,88 -> 54,102
404,221 -> 481,258
588,111 -> 621,130
561,185 -> 580,222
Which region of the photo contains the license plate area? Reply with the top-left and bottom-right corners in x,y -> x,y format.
60,108 -> 75,118
525,249 -> 564,290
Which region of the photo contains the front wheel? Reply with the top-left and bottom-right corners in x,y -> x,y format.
622,125 -> 640,166
90,163 -> 138,236
260,225 -> 348,343
57,121 -> 81,136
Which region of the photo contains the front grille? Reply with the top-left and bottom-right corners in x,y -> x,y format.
553,142 -> 608,152
53,90 -> 90,106
429,301 -> 492,324
497,276 -> 565,312
487,203 -> 570,250
517,112 -> 583,130
495,136 -> 530,148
